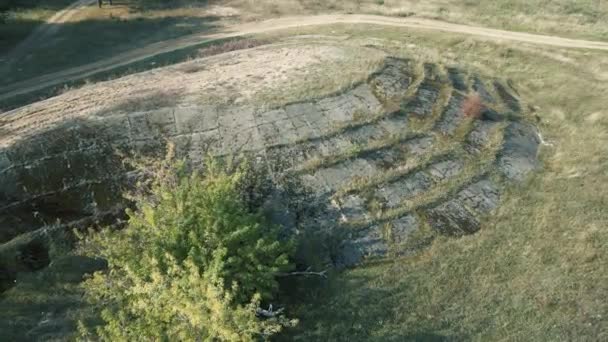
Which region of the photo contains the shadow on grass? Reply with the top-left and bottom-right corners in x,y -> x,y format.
1,13 -> 221,85
276,268 -> 457,341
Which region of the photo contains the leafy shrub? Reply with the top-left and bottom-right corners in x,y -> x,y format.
77,157 -> 296,340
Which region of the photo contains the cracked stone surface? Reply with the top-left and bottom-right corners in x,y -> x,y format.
0,55 -> 542,266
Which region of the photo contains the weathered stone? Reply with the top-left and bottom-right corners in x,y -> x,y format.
377,113 -> 409,135
371,57 -> 413,99
494,81 -> 521,113
447,67 -> 468,91
466,120 -> 500,153
365,145 -> 408,169
0,151 -> 10,172
497,122 -> 541,181
353,225 -> 388,257
257,119 -> 298,146
434,92 -> 466,135
218,106 -> 256,129
93,115 -> 132,143
405,136 -> 434,155
318,84 -> 381,123
427,199 -> 480,235
128,112 -> 153,140
221,127 -> 264,154
378,172 -> 433,208
403,78 -> 439,117
428,159 -> 464,181
314,158 -> 378,190
343,124 -> 387,145
146,108 -> 177,135
390,214 -> 419,243
285,102 -> 319,118
457,179 -> 500,214
174,105 -> 218,133
255,108 -> 289,125
472,76 -> 495,103
337,194 -> 369,222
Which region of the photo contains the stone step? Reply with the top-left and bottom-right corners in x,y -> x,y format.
425,177 -> 501,236
433,90 -> 466,135
300,135 -> 434,194
370,57 -> 415,100
494,81 -> 522,113
374,157 -> 465,209
447,67 -> 469,92
496,122 -> 541,181
401,63 -> 443,118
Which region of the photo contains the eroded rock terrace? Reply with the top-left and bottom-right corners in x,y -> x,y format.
0,57 -> 541,264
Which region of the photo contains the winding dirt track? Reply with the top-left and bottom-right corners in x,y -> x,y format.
2,13 -> 608,102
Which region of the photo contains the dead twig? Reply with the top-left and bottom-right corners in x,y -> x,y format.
276,267 -> 328,278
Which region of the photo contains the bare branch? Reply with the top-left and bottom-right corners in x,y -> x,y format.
276,267 -> 328,278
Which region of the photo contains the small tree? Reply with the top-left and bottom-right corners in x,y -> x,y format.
78,157 -> 296,340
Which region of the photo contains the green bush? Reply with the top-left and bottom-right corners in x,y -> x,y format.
77,158 -> 296,340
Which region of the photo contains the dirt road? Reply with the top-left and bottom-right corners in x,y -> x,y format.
2,13 -> 608,102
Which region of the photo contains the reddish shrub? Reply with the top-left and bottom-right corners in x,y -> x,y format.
462,92 -> 484,119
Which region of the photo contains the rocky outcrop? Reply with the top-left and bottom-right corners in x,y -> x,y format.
0,57 -> 542,267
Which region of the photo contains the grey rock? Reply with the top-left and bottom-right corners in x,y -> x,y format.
343,124 -> 387,145
427,199 -> 480,235
457,179 -> 500,214
428,159 -> 464,181
174,105 -> 218,133
472,76 -> 495,103
377,114 -> 409,135
378,172 -> 433,208
255,108 -> 289,125
390,214 -> 419,243
218,106 -> 257,130
403,81 -> 439,117
434,92 -> 466,135
337,194 -> 369,222
405,136 -> 435,155
314,158 -> 378,190
466,120 -> 499,153
447,67 -> 468,91
494,81 -> 521,113
371,57 -> 413,99
353,225 -> 388,257
497,122 -> 541,181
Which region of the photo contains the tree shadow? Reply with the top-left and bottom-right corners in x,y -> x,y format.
276,269 -> 458,341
